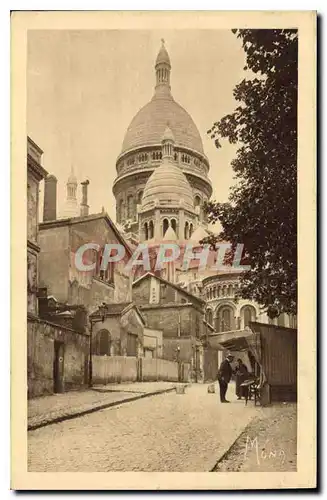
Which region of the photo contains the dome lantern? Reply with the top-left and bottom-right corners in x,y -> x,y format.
155,39 -> 171,95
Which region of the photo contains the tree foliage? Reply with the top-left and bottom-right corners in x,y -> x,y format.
205,29 -> 298,318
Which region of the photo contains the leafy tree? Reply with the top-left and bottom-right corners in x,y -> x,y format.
205,29 -> 298,318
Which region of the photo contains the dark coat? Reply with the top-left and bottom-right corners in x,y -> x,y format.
235,362 -> 249,397
218,359 -> 233,383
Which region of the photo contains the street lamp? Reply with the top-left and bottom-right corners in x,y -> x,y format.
176,345 -> 181,382
89,303 -> 107,388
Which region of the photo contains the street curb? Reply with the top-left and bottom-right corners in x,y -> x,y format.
209,415 -> 258,472
28,387 -> 177,431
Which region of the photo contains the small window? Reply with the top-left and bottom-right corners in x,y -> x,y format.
160,284 -> 167,299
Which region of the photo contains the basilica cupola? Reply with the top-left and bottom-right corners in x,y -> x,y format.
141,129 -> 194,213
139,129 -> 198,242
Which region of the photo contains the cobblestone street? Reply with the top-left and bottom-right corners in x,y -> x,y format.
28,383 -> 260,472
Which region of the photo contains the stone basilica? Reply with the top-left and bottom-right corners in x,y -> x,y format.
111,41 -> 297,333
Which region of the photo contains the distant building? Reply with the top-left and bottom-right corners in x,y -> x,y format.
132,272 -> 206,381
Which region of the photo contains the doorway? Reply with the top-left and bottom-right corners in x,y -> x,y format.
53,340 -> 64,393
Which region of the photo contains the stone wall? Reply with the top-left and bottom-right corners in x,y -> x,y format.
90,278 -> 115,308
133,275 -> 203,309
27,315 -> 89,398
139,304 -> 204,339
38,225 -> 70,302
162,336 -> 195,362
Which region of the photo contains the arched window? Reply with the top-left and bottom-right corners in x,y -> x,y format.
242,305 -> 256,328
171,219 -> 177,233
149,220 -> 154,239
216,306 -> 235,332
127,195 -> 134,219
184,221 -> 189,239
118,199 -> 124,222
137,190 -> 143,204
194,195 -> 201,207
163,218 -> 169,236
228,284 -> 233,296
189,223 -> 194,237
206,309 -> 213,325
97,329 -> 111,356
144,222 -> 149,240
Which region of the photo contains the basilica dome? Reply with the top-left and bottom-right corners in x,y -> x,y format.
121,96 -> 204,155
121,40 -> 204,156
141,160 -> 194,212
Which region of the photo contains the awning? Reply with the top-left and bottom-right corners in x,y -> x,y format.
207,329 -> 254,351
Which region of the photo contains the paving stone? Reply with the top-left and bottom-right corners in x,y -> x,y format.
28,383 -> 260,472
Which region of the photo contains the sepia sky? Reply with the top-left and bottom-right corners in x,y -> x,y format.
27,30 -> 247,223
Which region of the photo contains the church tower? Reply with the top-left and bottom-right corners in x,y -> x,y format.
63,165 -> 79,218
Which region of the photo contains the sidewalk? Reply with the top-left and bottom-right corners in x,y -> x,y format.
213,403 -> 297,472
28,381 -> 178,430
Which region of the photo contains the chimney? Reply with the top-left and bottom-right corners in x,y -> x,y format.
80,180 -> 90,216
43,175 -> 57,221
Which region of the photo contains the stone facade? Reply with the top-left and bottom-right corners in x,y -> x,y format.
38,213 -> 132,311
27,315 -> 89,398
132,272 -> 207,381
91,304 -> 145,357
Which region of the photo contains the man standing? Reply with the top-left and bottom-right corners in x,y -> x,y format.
217,353 -> 234,403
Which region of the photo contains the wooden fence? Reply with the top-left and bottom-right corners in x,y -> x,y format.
92,355 -> 191,384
